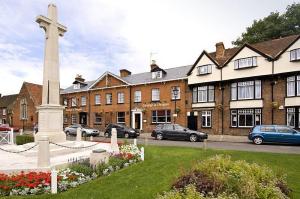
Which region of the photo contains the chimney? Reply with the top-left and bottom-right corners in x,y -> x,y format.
150,60 -> 158,71
215,42 -> 225,59
75,74 -> 85,82
120,69 -> 131,77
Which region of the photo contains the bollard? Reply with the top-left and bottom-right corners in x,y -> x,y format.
76,127 -> 82,142
133,138 -> 137,146
140,147 -> 144,161
110,128 -> 119,153
37,136 -> 50,168
9,129 -> 14,145
203,139 -> 207,150
51,169 -> 57,194
19,129 -> 23,136
90,136 -> 94,142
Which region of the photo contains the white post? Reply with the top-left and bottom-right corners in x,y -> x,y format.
133,138 -> 137,146
19,129 -> 23,135
140,147 -> 144,161
76,127 -> 81,142
9,129 -> 14,145
37,136 -> 50,168
90,136 -> 94,142
51,169 -> 57,194
110,128 -> 119,153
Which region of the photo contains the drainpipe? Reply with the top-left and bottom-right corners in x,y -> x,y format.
88,90 -> 91,126
220,67 -> 224,135
129,86 -> 132,128
271,60 -> 275,124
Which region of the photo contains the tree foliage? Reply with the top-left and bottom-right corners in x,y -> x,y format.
232,3 -> 300,46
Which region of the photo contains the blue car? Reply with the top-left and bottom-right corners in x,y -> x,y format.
248,125 -> 300,145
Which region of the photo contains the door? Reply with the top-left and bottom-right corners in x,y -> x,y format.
277,126 -> 299,143
134,113 -> 141,130
188,115 -> 197,130
105,112 -> 112,127
79,112 -> 87,125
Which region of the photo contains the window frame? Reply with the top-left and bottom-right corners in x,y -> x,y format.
106,93 -> 112,105
117,112 -> 126,124
201,111 -> 212,128
71,97 -> 77,107
134,90 -> 142,102
152,88 -> 160,102
231,80 -> 261,100
192,85 -> 215,103
230,108 -> 261,128
286,75 -> 300,97
94,94 -> 101,105
290,48 -> 300,61
94,113 -> 102,124
197,64 -> 213,75
151,110 -> 171,124
117,92 -> 125,104
234,56 -> 257,69
81,96 -> 86,106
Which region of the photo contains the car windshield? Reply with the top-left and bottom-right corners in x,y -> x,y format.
174,124 -> 185,130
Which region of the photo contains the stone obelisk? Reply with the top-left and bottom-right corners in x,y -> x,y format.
35,4 -> 67,142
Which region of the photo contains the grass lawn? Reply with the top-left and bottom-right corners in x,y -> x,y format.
7,145 -> 300,199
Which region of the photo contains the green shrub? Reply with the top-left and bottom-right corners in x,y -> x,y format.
16,134 -> 34,145
69,163 -> 94,177
95,162 -> 109,176
109,156 -> 126,169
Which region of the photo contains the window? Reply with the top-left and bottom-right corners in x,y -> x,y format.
197,64 -> 212,75
171,86 -> 181,100
134,91 -> 141,102
71,114 -> 77,124
64,115 -> 68,124
81,96 -> 86,106
234,56 -> 257,69
201,111 -> 211,127
152,110 -> 171,123
117,92 -> 125,104
290,48 -> 300,61
71,97 -> 77,107
287,75 -> 300,97
192,86 -> 214,103
63,98 -> 68,106
231,109 -> 261,128
117,112 -> 125,124
287,108 -> 295,128
277,126 -> 295,133
231,80 -> 261,100
2,109 -> 6,116
73,83 -> 80,89
95,94 -> 101,105
95,113 -> 102,124
260,126 -> 275,132
106,93 -> 112,104
152,71 -> 162,79
20,99 -> 27,120
152,88 -> 160,101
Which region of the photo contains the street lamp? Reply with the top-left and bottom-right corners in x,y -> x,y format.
172,87 -> 179,124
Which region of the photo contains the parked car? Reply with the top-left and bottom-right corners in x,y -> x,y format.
64,124 -> 100,137
0,124 -> 20,132
151,124 -> 208,142
104,124 -> 140,138
248,125 -> 300,145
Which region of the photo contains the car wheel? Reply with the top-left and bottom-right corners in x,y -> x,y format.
104,132 -> 109,138
65,131 -> 70,136
253,137 -> 263,145
124,133 -> 129,139
82,132 -> 87,137
156,133 -> 163,140
189,134 -> 198,142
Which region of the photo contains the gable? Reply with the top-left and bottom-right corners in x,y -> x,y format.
187,51 -> 219,76
90,73 -> 128,89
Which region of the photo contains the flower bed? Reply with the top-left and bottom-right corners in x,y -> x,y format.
0,144 -> 142,196
157,155 -> 291,199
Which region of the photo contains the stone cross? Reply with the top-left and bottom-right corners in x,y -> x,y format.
36,4 -> 67,105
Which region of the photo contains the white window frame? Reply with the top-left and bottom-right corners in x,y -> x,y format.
95,94 -> 101,105
106,93 -> 112,104
287,108 -> 295,128
171,86 -> 181,100
197,64 -> 212,75
234,56 -> 257,69
287,76 -> 295,97
134,91 -> 142,102
231,109 -> 261,128
117,112 -> 125,124
201,111 -> 211,127
290,48 -> 300,61
71,97 -> 77,107
151,110 -> 171,124
81,96 -> 86,106
71,114 -> 77,124
232,80 -> 261,100
73,83 -> 80,89
117,92 -> 125,104
152,71 -> 163,79
63,98 -> 68,106
152,88 -> 160,101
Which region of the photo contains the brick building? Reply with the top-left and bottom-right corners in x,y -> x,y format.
187,35 -> 300,135
12,82 -> 42,130
61,62 -> 192,132
0,94 -> 18,125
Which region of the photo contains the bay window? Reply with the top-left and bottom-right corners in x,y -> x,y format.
152,110 -> 171,123
231,80 -> 261,100
287,75 -> 300,97
192,85 -> 214,103
231,109 -> 261,128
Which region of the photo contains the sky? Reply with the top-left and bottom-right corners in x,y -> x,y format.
0,0 -> 297,95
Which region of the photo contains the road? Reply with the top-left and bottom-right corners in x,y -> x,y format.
67,135 -> 300,155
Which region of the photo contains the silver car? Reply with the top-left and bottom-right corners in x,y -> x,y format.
64,124 -> 100,137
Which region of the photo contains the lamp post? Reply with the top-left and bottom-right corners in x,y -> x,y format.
172,87 -> 179,124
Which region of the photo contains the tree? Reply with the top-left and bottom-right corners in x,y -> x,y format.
232,3 -> 300,46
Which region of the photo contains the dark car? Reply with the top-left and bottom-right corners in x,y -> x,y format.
0,124 -> 20,132
151,124 -> 208,142
64,124 -> 100,137
248,125 -> 300,145
104,124 -> 140,138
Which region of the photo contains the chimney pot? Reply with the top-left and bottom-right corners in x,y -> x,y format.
150,60 -> 158,71
75,74 -> 85,83
215,42 -> 225,59
120,69 -> 131,77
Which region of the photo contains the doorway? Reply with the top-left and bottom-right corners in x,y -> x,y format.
79,112 -> 87,125
134,113 -> 141,130
188,113 -> 197,130
131,110 -> 143,130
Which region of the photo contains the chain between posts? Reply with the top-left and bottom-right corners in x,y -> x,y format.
49,141 -> 102,149
0,143 -> 38,153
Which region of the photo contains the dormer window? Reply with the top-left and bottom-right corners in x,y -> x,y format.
152,71 -> 162,79
290,48 -> 300,61
197,64 -> 212,75
73,83 -> 80,89
234,56 -> 257,69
